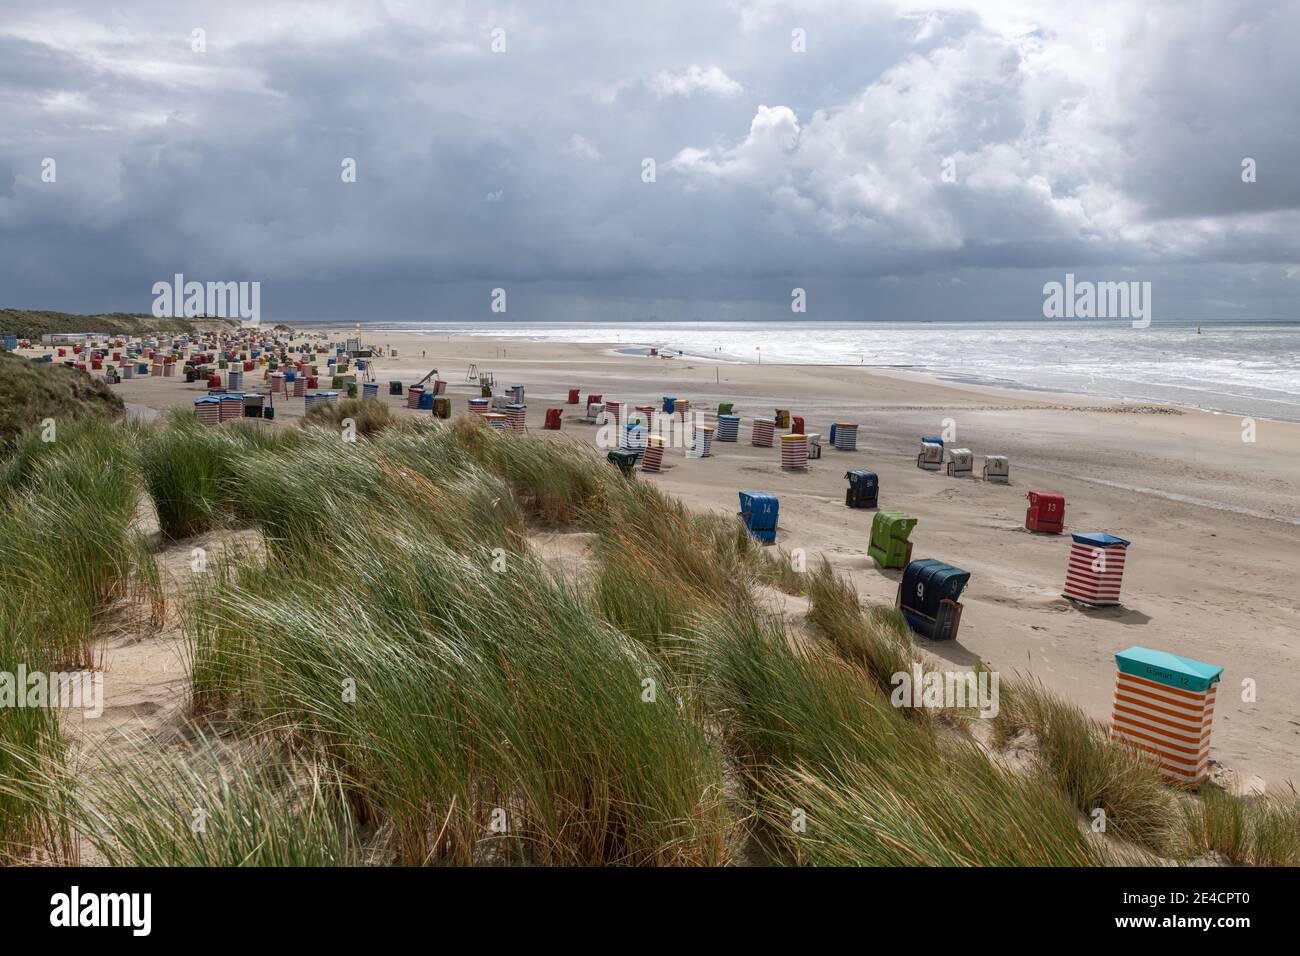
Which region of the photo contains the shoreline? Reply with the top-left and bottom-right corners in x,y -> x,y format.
346,324 -> 1300,426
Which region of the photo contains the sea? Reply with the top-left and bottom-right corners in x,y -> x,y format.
359,319 -> 1300,423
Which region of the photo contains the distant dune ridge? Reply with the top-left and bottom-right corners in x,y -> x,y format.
0,308 -> 239,340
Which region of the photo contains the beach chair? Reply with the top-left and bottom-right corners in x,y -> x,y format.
831,423 -> 858,451
738,492 -> 778,544
806,433 -> 823,459
623,423 -> 648,458
868,510 -> 917,569
1063,533 -> 1130,605
982,455 -> 1010,483
845,469 -> 878,508
917,441 -> 943,471
945,448 -> 973,477
717,402 -> 734,416
898,559 -> 969,641
1025,491 -> 1065,533
607,449 -> 637,478
1110,647 -> 1222,785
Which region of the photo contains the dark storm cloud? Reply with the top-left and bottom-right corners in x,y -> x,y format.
0,0 -> 1297,322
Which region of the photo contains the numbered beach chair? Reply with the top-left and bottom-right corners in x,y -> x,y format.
897,559 -> 970,641
868,510 -> 917,569
917,441 -> 943,471
606,449 -> 638,478
982,455 -> 1010,483
844,469 -> 878,509
945,448 -> 973,477
738,491 -> 779,544
1110,646 -> 1222,785
1025,491 -> 1065,533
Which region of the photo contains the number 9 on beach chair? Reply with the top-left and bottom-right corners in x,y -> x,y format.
868,510 -> 917,569
897,559 -> 969,641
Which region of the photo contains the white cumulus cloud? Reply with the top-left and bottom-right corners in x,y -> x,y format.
648,64 -> 742,99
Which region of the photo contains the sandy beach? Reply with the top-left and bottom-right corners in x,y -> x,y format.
33,327 -> 1300,789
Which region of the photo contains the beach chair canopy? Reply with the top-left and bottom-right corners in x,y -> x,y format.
1071,532 -> 1130,549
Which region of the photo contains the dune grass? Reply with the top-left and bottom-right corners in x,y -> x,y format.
1178,785 -> 1300,865
991,677 -> 1177,853
444,416 -> 620,524
804,559 -> 922,700
0,617 -> 71,864
136,411 -> 238,539
302,397 -> 396,437
0,420 -> 152,858
0,732 -> 361,867
178,423 -> 729,864
0,409 -> 1285,867
0,351 -> 123,452
188,532 -> 730,865
696,606 -> 1105,866
0,421 -> 152,666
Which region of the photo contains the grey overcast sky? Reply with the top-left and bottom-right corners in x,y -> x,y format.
1,0 -> 1298,323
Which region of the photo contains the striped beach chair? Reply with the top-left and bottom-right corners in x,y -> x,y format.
1063,533 -> 1130,605
1110,647 -> 1222,785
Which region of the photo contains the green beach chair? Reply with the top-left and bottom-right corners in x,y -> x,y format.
868,510 -> 918,569
717,402 -> 734,416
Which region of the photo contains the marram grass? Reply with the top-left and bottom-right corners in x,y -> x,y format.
0,410 -> 1281,866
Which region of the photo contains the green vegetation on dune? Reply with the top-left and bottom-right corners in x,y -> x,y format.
0,352 -> 124,452
0,307 -> 239,340
0,408 -> 1293,867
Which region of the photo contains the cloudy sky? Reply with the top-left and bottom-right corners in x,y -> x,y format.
2,0 -> 1298,323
